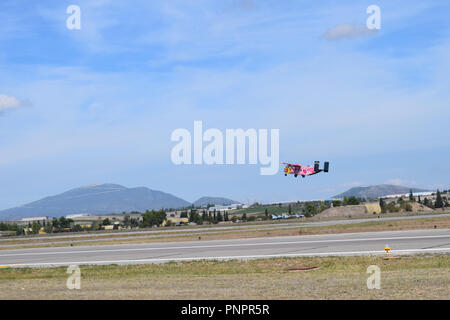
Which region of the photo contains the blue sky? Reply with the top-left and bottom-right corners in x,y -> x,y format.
1,0 -> 449,209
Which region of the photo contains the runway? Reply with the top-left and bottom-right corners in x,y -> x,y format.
2,213 -> 449,248
1,228 -> 450,267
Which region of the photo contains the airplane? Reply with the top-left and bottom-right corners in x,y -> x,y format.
281,213 -> 291,219
271,214 -> 282,220
283,161 -> 329,178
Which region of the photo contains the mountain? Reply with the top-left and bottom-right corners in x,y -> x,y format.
0,184 -> 191,220
192,197 -> 239,207
333,184 -> 429,199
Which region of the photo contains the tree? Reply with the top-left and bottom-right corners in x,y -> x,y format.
59,217 -> 73,229
142,210 -> 167,227
31,222 -> 41,234
435,190 -> 444,209
102,218 -> 111,226
319,203 -> 327,213
332,200 -> 342,207
52,218 -> 59,229
72,224 -> 83,232
409,189 -> 414,202
44,223 -> 53,233
242,213 -> 247,221
130,218 -> 139,228
379,198 -> 385,213
288,204 -> 292,214
193,212 -> 203,225
343,196 -> 360,206
6,224 -> 23,235
189,209 -> 196,223
305,204 -> 316,216
265,209 -> 268,219
123,215 -> 131,228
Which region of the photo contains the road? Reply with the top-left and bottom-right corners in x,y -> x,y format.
1,228 -> 450,268
1,213 -> 449,248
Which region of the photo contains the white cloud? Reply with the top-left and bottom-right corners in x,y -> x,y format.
322,23 -> 377,40
386,178 -> 417,186
0,94 -> 24,111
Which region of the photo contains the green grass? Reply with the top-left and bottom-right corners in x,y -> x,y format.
1,254 -> 449,279
1,255 -> 450,299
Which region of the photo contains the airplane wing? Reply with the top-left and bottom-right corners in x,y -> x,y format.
283,163 -> 303,174
282,163 -> 303,169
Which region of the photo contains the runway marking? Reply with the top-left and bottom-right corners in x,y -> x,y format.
6,247 -> 450,267
1,233 -> 450,257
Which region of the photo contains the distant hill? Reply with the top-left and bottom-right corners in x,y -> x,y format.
333,184 -> 429,199
0,184 -> 191,220
193,197 -> 239,207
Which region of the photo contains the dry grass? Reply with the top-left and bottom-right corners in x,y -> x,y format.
0,255 -> 449,299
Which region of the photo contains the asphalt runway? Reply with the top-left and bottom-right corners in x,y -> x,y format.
1,213 -> 449,248
1,228 -> 450,268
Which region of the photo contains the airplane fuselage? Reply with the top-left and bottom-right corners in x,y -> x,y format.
283,161 -> 329,178
284,165 -> 319,177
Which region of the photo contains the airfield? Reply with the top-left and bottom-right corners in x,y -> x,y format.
1,228 -> 450,268
1,212 -> 450,299
0,213 -> 450,267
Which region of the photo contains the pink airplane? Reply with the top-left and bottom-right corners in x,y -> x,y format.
283,161 -> 329,178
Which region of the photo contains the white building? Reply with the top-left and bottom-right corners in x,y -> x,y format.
208,203 -> 245,212
66,213 -> 90,219
20,216 -> 49,222
385,191 -> 434,199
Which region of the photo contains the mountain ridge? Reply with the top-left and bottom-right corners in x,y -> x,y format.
0,184 -> 191,220
192,197 -> 239,207
333,184 -> 430,199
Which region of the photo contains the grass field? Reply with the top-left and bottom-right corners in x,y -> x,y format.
1,254 -> 449,299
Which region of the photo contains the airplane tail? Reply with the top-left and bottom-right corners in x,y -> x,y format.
314,161 -> 320,172
324,161 -> 329,172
